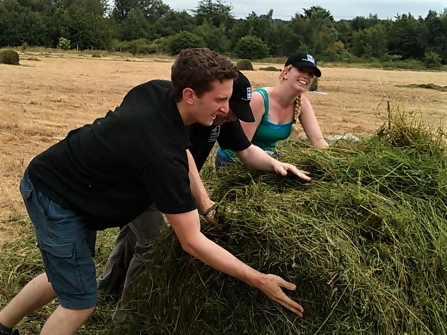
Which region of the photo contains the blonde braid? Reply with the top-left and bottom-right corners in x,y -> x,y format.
292,94 -> 302,133
293,94 -> 302,123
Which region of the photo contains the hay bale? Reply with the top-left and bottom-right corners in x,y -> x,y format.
259,66 -> 279,71
310,77 -> 318,91
123,113 -> 447,334
236,59 -> 253,71
0,49 -> 20,65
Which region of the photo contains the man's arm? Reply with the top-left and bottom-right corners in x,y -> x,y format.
236,145 -> 311,181
186,149 -> 217,224
165,210 -> 304,317
187,149 -> 214,213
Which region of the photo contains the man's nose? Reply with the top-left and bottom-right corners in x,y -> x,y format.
219,101 -> 230,114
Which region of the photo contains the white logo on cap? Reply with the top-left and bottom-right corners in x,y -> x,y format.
246,87 -> 252,100
303,54 -> 315,65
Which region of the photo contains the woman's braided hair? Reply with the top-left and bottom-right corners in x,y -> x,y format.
279,65 -> 302,124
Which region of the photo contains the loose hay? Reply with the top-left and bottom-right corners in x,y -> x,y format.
122,113 -> 447,334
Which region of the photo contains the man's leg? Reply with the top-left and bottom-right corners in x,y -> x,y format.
40,306 -> 95,335
0,273 -> 56,328
97,225 -> 137,294
113,203 -> 165,322
0,276 -> 95,335
2,169 -> 99,335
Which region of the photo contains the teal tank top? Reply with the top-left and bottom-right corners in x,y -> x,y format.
217,88 -> 293,161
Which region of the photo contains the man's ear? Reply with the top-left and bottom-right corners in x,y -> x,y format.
182,88 -> 195,105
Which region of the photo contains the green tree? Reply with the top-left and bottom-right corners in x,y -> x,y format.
302,5 -> 333,20
325,41 -> 350,61
0,0 -> 51,47
336,20 -> 353,48
194,19 -> 230,53
234,35 -> 269,60
192,0 -> 234,28
117,8 -> 152,41
351,24 -> 388,59
425,9 -> 447,63
285,13 -> 309,53
61,5 -> 113,49
152,10 -> 196,37
167,31 -> 205,55
387,13 -> 428,60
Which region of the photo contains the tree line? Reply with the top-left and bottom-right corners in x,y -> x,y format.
1,0 -> 446,65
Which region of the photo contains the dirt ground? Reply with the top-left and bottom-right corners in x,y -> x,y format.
1,53 -> 446,244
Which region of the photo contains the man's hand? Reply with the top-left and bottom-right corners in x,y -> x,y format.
200,201 -> 220,228
167,210 -> 303,317
273,162 -> 311,181
255,273 -> 304,317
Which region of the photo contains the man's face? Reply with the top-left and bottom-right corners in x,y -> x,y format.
213,109 -> 237,126
192,79 -> 233,126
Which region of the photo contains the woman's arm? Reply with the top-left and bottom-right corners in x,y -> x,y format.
299,95 -> 329,148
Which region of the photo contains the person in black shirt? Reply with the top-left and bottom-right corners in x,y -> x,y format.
97,71 -> 311,323
0,49 -> 307,335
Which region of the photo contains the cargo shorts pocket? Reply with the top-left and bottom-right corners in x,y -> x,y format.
39,240 -> 87,295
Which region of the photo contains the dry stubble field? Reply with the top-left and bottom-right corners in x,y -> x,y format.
1,53 -> 446,246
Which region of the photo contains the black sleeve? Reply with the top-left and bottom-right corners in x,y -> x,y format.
143,154 -> 197,214
217,120 -> 251,151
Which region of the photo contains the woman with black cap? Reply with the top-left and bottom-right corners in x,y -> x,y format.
216,52 -> 328,167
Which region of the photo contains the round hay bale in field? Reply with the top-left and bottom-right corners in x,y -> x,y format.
259,66 -> 280,71
0,49 -> 20,65
236,59 -> 253,71
309,77 -> 318,91
123,113 -> 447,335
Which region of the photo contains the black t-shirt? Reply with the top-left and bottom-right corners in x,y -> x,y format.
28,80 -> 197,230
189,120 -> 251,170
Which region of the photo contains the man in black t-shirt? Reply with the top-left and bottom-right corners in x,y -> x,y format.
98,71 -> 312,323
0,49 -> 308,335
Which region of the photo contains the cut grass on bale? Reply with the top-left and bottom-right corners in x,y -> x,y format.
123,112 -> 447,335
1,112 -> 447,334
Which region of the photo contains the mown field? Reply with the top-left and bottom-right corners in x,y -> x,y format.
0,51 -> 446,334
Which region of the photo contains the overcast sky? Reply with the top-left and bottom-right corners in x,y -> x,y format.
162,0 -> 446,20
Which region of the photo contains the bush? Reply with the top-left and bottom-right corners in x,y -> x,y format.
424,51 -> 442,70
309,77 -> 318,91
126,39 -> 147,55
0,49 -> 20,65
236,59 -> 253,71
58,37 -> 71,50
167,31 -> 205,55
325,41 -> 351,62
234,36 -> 269,60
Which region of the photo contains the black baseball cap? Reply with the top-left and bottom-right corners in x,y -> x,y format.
229,71 -> 255,123
285,53 -> 322,77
